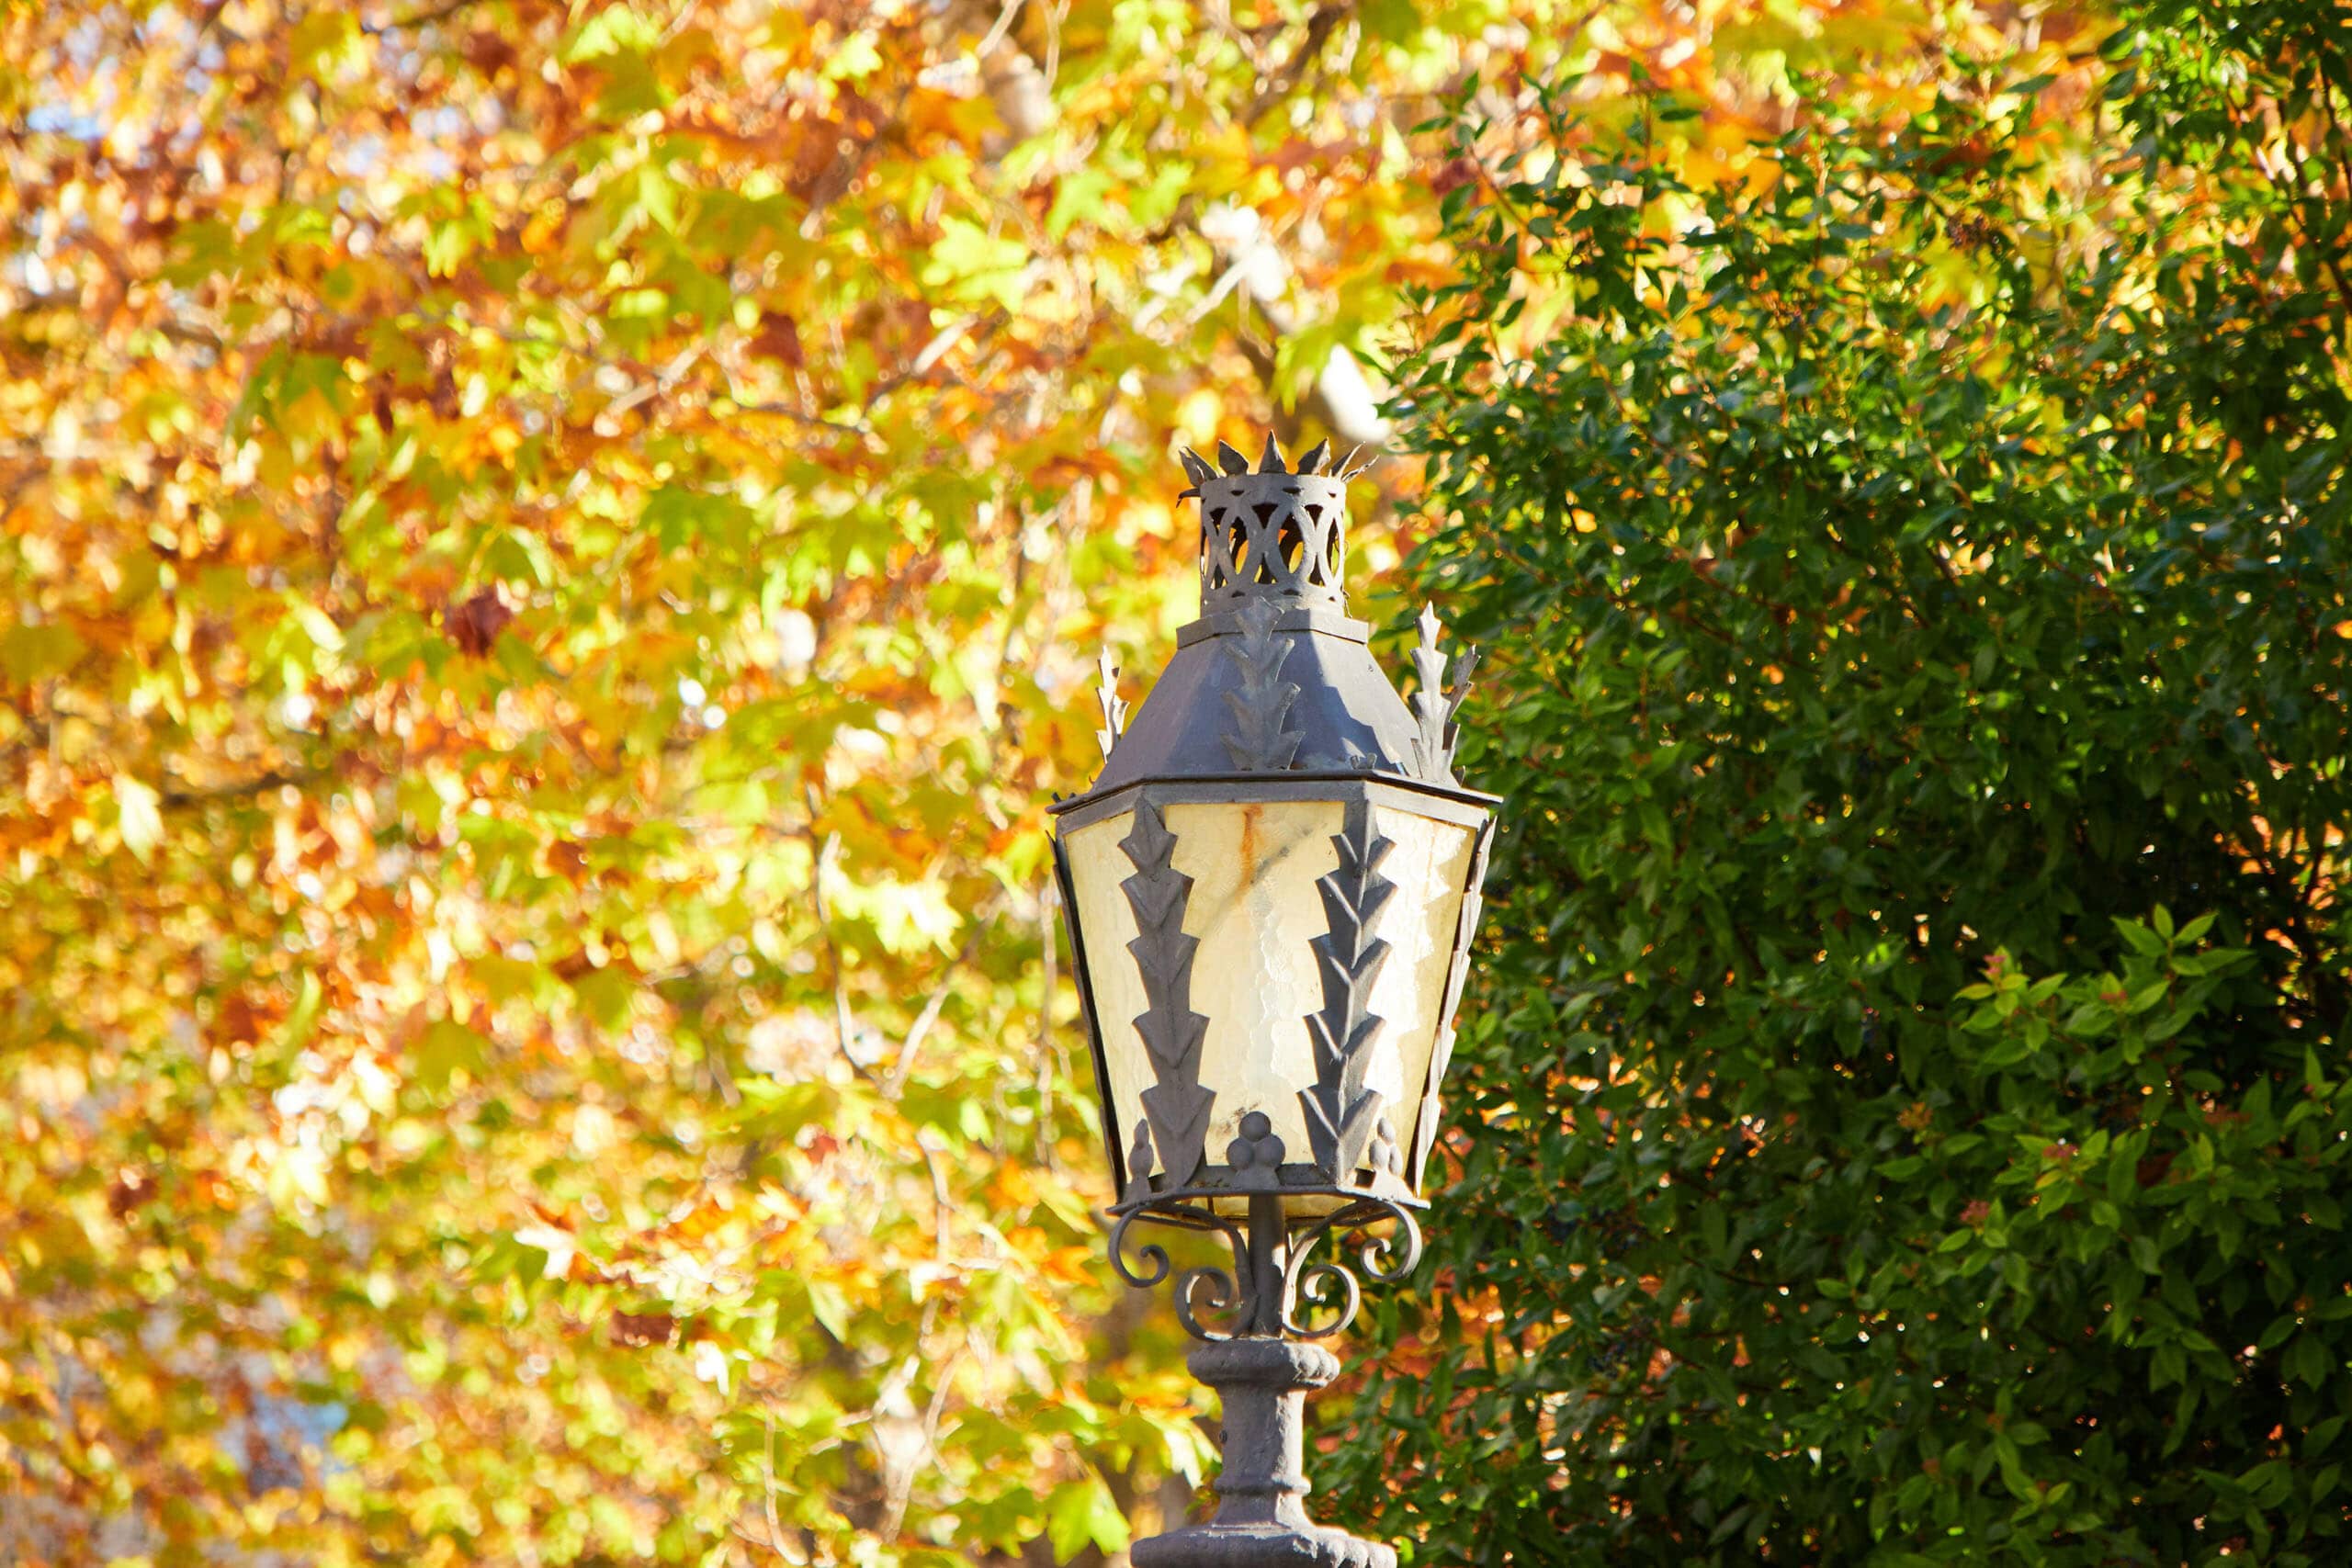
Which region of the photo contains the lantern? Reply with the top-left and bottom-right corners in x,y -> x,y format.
1050,435 -> 1496,1568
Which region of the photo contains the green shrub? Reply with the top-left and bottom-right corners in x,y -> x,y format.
1338,11 -> 2352,1563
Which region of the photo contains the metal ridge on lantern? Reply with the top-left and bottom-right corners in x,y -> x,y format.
1050,434 -> 1497,1568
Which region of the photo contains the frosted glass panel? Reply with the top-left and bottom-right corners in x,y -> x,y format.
1064,809 -> 1151,1174
1065,795 -> 1478,1203
1165,799 -> 1341,1168
1363,807 -> 1477,1163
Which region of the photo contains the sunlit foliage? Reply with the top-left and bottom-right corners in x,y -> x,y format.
1337,2 -> 2352,1562
0,1 -> 2008,1562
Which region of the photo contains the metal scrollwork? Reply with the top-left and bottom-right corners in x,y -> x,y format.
1353,1207 -> 1424,1287
1108,1207 -> 1176,1292
1173,1264 -> 1245,1342
1112,1202 -> 1255,1342
1112,1186 -> 1423,1344
1283,1250 -> 1363,1341
1281,1197 -> 1422,1340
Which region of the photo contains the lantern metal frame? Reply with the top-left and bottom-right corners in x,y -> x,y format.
1049,435 -> 1496,1568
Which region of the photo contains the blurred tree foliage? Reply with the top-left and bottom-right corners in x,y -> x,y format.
1335,1 -> 2352,1563
0,0 -> 1980,1563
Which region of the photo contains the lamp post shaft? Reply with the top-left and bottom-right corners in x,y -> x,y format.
1244,1192 -> 1287,1337
1129,1194 -> 1395,1568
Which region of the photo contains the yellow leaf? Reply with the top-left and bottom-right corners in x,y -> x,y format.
513,1222 -> 578,1281
114,775 -> 163,863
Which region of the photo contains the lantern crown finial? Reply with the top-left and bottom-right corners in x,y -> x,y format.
1176,434 -> 1372,617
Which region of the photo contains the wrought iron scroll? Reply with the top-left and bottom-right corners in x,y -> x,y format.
1408,604 -> 1479,785
1283,1197 -> 1423,1340
1297,798 -> 1396,1183
1221,596 -> 1303,770
1410,819 -> 1493,1189
1111,1190 -> 1420,1343
1173,1265 -> 1245,1341
1119,796 -> 1214,1189
1109,1204 -> 1251,1342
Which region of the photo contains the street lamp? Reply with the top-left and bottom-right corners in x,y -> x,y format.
1051,435 -> 1496,1568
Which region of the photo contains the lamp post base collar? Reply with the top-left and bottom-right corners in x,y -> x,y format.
1132,1333 -> 1392,1568
1133,1519 -> 1396,1568
1187,1335 -> 1339,1389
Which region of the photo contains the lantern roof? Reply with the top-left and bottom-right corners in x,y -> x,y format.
1056,434 -> 1495,811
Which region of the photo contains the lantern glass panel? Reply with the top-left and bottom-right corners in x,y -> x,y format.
1065,795 -> 1476,1209
1361,799 -> 1479,1156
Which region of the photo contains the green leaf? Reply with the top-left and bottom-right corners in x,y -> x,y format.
806,1278 -> 851,1342
922,219 -> 1031,310
571,968 -> 637,1032
0,622 -> 87,682
413,1019 -> 490,1097
279,971 -> 324,1052
1045,1475 -> 1128,1564
2285,1333 -> 2333,1390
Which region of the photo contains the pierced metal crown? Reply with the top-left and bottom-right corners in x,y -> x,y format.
1176,434 -> 1370,616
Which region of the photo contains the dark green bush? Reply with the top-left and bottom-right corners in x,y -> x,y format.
1337,10 -> 2352,1564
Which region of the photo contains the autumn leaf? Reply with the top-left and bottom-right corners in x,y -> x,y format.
112,774 -> 163,863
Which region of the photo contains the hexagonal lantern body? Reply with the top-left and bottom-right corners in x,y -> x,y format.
1051,438 -> 1496,1231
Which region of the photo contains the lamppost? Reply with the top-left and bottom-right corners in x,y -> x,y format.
1051,435 -> 1496,1568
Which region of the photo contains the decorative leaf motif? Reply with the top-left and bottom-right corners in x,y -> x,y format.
1221,597 -> 1303,770
1119,795 -> 1212,1187
1408,604 -> 1480,784
1296,798 -> 1396,1181
1176,447 -> 1217,497
1093,648 -> 1127,759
